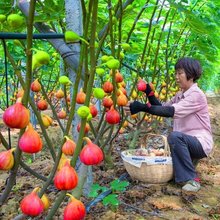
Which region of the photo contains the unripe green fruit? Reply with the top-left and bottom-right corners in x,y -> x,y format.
95,41 -> 99,48
7,14 -> 24,29
0,14 -> 6,23
93,88 -> 105,99
64,31 -> 89,45
65,31 -> 80,43
112,17 -> 117,24
122,33 -> 128,40
34,50 -> 50,65
32,55 -> 41,70
96,68 -> 105,76
121,43 -> 131,51
101,55 -> 110,63
77,106 -> 90,119
59,76 -> 72,85
87,113 -> 93,121
131,72 -> 137,78
106,59 -> 120,70
119,51 -> 125,59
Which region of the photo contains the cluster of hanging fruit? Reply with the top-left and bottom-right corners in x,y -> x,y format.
17,135 -> 103,219
0,97 -> 104,219
0,98 -> 43,170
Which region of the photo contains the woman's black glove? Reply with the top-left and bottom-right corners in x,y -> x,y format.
144,83 -> 161,106
130,101 -> 150,115
145,83 -> 154,96
129,101 -> 174,117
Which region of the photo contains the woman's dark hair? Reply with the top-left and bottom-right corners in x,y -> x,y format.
175,57 -> 202,82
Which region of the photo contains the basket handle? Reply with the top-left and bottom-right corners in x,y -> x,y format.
140,133 -> 171,157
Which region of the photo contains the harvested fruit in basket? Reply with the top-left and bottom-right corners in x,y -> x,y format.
134,148 -> 149,156
150,148 -> 165,156
125,148 -> 165,157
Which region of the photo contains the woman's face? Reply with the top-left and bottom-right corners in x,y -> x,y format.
175,68 -> 193,92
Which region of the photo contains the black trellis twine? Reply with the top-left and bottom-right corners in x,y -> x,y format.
0,32 -> 65,40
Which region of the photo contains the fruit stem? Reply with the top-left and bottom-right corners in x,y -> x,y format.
64,136 -> 70,141
10,148 -> 16,153
82,136 -> 91,143
66,193 -> 76,201
33,187 -> 40,193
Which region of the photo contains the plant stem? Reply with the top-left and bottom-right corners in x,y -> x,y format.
45,190 -> 66,220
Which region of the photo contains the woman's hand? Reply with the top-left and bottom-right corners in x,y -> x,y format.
124,101 -> 149,115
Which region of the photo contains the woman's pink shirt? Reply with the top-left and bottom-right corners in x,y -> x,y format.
163,83 -> 213,155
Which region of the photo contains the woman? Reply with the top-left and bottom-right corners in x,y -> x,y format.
125,57 -> 213,192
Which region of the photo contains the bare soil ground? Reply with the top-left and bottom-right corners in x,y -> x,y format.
0,96 -> 220,220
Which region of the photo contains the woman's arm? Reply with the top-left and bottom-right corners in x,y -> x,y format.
129,101 -> 175,117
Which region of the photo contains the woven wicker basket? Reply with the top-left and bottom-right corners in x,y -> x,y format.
121,134 -> 173,184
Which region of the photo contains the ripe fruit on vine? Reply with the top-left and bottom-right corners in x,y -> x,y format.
41,114 -> 53,128
89,104 -> 98,118
131,90 -> 138,99
117,93 -> 128,106
105,106 -> 120,124
3,100 -> 30,129
20,188 -> 44,217
19,124 -> 43,153
115,71 -> 123,83
76,88 -> 86,104
137,79 -> 147,92
55,88 -> 65,99
31,79 -> 41,93
62,136 -> 76,156
80,137 -> 104,165
64,194 -> 86,220
7,14 -> 24,29
54,162 -> 78,190
77,123 -> 90,133
0,148 -> 16,170
37,99 -> 48,111
102,81 -> 113,93
117,87 -> 127,96
102,96 -> 113,108
122,120 -> 129,128
58,108 -> 67,119
161,81 -> 166,87
16,89 -> 24,99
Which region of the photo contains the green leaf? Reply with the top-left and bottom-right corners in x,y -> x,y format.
103,194 -> 119,207
88,183 -> 109,198
110,179 -> 129,192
